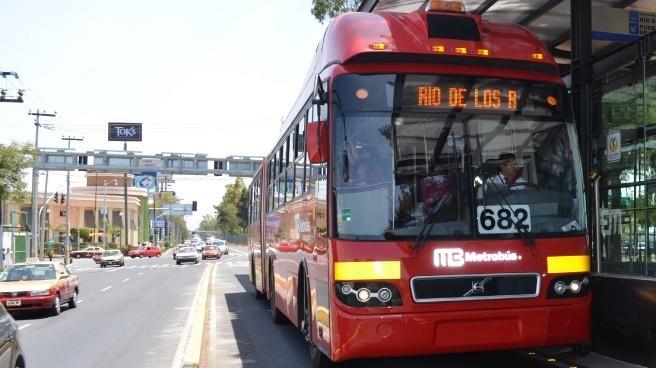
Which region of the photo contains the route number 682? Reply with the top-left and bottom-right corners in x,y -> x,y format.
476,205 -> 531,234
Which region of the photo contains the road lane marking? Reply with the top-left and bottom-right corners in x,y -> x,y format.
138,272 -> 144,276
122,278 -> 130,282
77,299 -> 84,304
127,266 -> 136,269
150,265 -> 159,268
18,324 -> 31,330
101,286 -> 112,292
160,264 -> 169,268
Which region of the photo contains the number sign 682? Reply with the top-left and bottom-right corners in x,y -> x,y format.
476,205 -> 531,234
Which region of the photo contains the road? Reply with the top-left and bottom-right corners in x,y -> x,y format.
12,247 -> 579,368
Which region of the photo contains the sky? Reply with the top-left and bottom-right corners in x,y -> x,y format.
0,0 -> 328,230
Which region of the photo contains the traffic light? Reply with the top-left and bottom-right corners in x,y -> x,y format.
192,201 -> 197,211
54,192 -> 59,203
61,194 -> 66,205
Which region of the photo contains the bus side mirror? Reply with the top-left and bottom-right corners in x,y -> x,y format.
307,121 -> 328,164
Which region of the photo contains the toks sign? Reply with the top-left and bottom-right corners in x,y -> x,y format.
108,122 -> 142,141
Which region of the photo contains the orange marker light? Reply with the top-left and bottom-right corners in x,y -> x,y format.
426,0 -> 466,12
432,45 -> 445,53
369,42 -> 387,51
454,47 -> 468,55
355,88 -> 369,100
532,53 -> 544,60
547,96 -> 558,106
476,49 -> 489,56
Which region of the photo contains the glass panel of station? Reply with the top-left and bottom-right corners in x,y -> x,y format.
592,55 -> 656,277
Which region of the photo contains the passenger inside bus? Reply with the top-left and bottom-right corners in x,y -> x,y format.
345,140 -> 387,187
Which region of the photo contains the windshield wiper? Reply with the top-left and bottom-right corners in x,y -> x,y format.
480,177 -> 535,247
411,192 -> 453,252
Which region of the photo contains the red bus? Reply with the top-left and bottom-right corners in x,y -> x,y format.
248,1 -> 590,366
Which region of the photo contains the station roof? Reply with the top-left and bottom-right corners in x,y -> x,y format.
358,0 -> 656,71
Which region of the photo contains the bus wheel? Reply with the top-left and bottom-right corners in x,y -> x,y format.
301,273 -> 333,368
269,265 -> 286,324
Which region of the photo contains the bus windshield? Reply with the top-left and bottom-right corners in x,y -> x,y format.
332,74 -> 586,240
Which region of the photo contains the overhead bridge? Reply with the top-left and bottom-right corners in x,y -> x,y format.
34,148 -> 264,177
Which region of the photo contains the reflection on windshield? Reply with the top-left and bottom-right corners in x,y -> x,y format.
332,74 -> 586,241
3,265 -> 57,281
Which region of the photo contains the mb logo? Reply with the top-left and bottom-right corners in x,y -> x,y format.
434,248 -> 465,267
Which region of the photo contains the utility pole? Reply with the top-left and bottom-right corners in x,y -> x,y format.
123,142 -> 129,252
28,110 -> 56,258
62,136 -> 83,265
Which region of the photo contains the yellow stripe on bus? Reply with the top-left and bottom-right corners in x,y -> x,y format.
547,255 -> 590,274
334,261 -> 401,281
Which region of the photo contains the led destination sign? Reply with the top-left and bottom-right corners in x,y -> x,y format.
417,86 -> 519,111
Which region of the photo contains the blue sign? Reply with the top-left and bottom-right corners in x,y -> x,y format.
134,172 -> 157,189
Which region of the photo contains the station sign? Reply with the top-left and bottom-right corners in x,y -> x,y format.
108,122 -> 142,142
592,7 -> 656,42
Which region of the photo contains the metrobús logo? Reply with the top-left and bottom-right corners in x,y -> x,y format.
434,248 -> 522,268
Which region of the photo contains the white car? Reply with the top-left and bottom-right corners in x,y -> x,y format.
176,246 -> 199,265
214,240 -> 228,255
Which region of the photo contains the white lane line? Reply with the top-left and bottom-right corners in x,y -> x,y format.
140,265 -> 147,269
137,272 -> 144,276
160,264 -> 169,268
127,266 -> 136,269
150,265 -> 159,268
122,278 -> 130,282
77,299 -> 85,304
18,324 -> 31,331
107,268 -> 118,272
101,286 -> 112,292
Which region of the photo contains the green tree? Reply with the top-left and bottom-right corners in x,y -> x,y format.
198,214 -> 219,231
311,0 -> 359,23
0,143 -> 34,263
215,177 -> 248,236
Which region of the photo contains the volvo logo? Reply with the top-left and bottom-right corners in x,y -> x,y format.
463,277 -> 491,297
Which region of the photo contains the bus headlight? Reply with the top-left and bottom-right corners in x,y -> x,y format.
335,282 -> 402,307
356,288 -> 371,302
548,276 -> 590,298
553,281 -> 567,295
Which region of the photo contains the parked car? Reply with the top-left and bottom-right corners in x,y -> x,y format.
0,261 -> 79,316
0,303 -> 25,368
202,245 -> 221,260
176,247 -> 199,265
70,246 -> 104,259
214,239 -> 228,255
100,250 -> 124,267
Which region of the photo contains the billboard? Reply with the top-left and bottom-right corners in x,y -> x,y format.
108,122 -> 142,141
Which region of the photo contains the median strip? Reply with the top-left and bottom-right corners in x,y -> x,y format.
171,262 -> 215,368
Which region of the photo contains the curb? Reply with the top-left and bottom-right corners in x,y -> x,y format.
171,262 -> 215,368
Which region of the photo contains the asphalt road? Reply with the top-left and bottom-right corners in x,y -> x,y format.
13,253 -> 211,368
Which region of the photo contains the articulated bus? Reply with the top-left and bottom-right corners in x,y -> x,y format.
248,1 -> 590,366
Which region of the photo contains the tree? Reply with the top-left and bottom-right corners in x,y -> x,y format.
0,143 -> 34,266
198,214 -> 219,231
215,177 -> 248,236
311,0 -> 359,23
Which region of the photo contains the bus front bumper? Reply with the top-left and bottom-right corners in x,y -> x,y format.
330,302 -> 590,362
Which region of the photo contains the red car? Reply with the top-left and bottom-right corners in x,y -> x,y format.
0,261 -> 79,316
128,246 -> 161,258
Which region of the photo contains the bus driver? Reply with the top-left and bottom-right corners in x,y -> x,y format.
484,153 -> 527,195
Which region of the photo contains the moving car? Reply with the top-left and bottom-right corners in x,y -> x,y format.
70,246 -> 104,258
192,241 -> 205,253
0,303 -> 25,368
214,239 -> 228,255
202,245 -> 220,260
128,247 -> 144,258
0,261 -> 79,316
142,246 -> 161,258
100,250 -> 124,267
176,247 -> 199,265
173,244 -> 186,259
